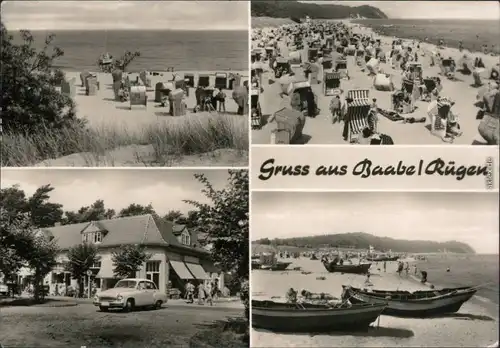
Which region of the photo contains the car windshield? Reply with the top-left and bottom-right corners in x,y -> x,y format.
114,280 -> 137,289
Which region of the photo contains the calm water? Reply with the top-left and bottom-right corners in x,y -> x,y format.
414,254 -> 499,305
354,19 -> 500,54
10,30 -> 248,72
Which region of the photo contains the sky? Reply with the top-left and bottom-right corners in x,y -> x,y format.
1,1 -> 249,31
1,169 -> 235,215
252,192 -> 499,254
305,1 -> 500,20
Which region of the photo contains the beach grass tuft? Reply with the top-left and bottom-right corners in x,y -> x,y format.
2,112 -> 248,167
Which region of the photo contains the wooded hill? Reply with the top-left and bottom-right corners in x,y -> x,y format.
254,232 -> 475,254
251,1 -> 388,20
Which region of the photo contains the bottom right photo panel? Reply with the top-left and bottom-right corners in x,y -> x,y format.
251,192 -> 499,348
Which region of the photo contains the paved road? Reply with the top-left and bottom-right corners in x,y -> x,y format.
0,302 -> 242,348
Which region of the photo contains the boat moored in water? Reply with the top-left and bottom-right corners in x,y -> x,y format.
341,285 -> 477,317
260,261 -> 292,271
252,299 -> 386,332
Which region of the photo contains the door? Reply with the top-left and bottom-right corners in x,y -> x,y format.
146,281 -> 159,305
136,281 -> 149,306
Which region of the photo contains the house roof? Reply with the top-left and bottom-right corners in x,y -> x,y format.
41,214 -> 208,256
172,224 -> 187,236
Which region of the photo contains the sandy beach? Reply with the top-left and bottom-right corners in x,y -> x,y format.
34,69 -> 249,166
251,18 -> 499,145
251,257 -> 499,347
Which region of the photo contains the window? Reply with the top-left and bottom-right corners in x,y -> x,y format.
145,281 -> 156,290
146,261 -> 160,289
181,231 -> 191,246
81,232 -> 102,244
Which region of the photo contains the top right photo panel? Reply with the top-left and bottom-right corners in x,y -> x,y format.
250,1 -> 500,145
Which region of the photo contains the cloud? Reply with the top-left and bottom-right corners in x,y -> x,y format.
2,1 -> 249,30
0,169 -> 234,215
252,192 -> 498,254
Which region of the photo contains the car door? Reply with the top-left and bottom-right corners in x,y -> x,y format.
147,281 -> 157,305
136,281 -> 148,307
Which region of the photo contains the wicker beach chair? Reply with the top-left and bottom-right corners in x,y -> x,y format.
251,89 -> 262,130
168,89 -> 186,116
270,107 -> 306,144
215,73 -> 228,90
335,59 -> 349,80
323,72 -> 341,96
344,89 -> 371,143
129,85 -> 147,110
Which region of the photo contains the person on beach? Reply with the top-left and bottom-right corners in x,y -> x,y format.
216,88 -> 226,113
383,261 -> 387,273
368,98 -> 379,133
364,273 -> 373,287
286,288 -> 298,304
186,281 -> 195,303
397,261 -> 404,276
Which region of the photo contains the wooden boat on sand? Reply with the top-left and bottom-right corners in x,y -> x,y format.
252,299 -> 386,332
260,261 -> 292,271
322,261 -> 371,274
341,285 -> 477,317
366,255 -> 399,262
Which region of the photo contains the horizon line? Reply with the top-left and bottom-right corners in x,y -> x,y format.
6,28 -> 248,32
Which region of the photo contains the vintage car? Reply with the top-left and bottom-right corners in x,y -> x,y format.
93,278 -> 167,312
0,283 -> 8,297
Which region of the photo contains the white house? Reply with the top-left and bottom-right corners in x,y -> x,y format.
20,214 -> 224,296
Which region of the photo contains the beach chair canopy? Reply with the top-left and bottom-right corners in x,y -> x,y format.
287,80 -> 311,95
276,57 -> 289,65
441,59 -> 454,67
324,71 -> 341,81
273,107 -> 303,130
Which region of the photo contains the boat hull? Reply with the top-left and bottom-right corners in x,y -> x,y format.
323,263 -> 371,274
252,302 -> 386,332
344,287 -> 476,318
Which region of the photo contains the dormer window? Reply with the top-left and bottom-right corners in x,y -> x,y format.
82,231 -> 103,244
81,221 -> 105,244
181,231 -> 191,246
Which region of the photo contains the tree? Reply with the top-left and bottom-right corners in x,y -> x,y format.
63,200 -> 115,225
184,170 -> 249,316
0,211 -> 34,282
111,245 -> 151,279
118,203 -> 156,218
65,243 -> 100,298
163,210 -> 182,222
1,23 -> 81,134
27,233 -> 59,302
0,184 -> 63,228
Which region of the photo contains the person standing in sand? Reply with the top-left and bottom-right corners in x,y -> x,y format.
477,84 -> 499,145
197,283 -> 205,305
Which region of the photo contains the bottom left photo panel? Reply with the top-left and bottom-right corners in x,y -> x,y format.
0,168 -> 249,348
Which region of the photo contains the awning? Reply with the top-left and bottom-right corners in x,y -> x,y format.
96,261 -> 114,279
201,261 -> 220,274
170,261 -> 194,280
185,263 -> 210,280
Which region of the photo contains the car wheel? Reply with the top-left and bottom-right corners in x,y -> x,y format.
155,300 -> 162,309
124,299 -> 134,312
99,306 -> 109,312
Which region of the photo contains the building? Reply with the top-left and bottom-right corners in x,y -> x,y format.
22,214 -> 223,295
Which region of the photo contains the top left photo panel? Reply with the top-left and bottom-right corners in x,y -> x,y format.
1,1 -> 250,167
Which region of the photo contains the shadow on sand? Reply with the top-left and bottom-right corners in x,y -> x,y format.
441,313 -> 496,322
253,325 -> 414,339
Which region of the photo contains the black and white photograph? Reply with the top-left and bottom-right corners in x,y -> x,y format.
251,191 -> 499,347
1,1 -> 249,167
250,0 -> 500,145
0,169 -> 249,348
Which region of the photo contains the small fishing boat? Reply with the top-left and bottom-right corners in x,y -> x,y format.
261,261 -> 292,271
251,260 -> 262,269
366,255 -> 399,262
322,261 -> 371,274
342,285 -> 477,317
252,300 -> 386,332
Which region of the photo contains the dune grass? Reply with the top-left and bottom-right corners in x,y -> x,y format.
2,113 -> 248,167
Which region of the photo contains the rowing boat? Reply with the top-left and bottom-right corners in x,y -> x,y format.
342,285 -> 477,317
322,261 -> 372,274
252,299 -> 386,332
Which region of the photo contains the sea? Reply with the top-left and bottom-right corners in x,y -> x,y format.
9,30 -> 248,72
353,19 -> 500,54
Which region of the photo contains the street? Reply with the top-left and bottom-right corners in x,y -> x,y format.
0,300 -> 243,347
